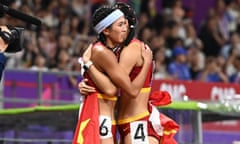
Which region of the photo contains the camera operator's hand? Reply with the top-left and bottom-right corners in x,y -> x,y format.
0,25 -> 10,53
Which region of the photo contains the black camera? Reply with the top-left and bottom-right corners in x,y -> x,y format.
0,26 -> 24,53
0,2 -> 41,53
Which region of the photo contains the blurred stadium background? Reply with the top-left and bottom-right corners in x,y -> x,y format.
0,0 -> 240,143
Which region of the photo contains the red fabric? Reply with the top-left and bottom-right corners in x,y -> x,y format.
112,124 -> 117,143
148,91 -> 179,144
159,113 -> 179,144
72,93 -> 100,144
149,91 -> 172,106
91,0 -> 105,4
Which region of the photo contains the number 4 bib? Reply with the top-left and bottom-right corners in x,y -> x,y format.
130,121 -> 149,144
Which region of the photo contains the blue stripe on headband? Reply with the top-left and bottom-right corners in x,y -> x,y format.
94,9 -> 124,34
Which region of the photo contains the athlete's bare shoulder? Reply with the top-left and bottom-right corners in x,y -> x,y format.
91,41 -> 115,65
92,42 -> 105,52
130,38 -> 142,44
124,38 -> 142,51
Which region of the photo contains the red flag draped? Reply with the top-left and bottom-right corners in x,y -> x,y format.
159,113 -> 179,144
72,93 -> 100,144
149,91 -> 172,106
149,91 -> 179,144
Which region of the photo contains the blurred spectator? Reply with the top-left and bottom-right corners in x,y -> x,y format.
136,12 -> 150,34
41,1 -> 59,28
91,0 -> 108,15
167,46 -> 191,80
140,0 -> 157,19
214,0 -> 230,41
229,56 -> 240,83
187,44 -> 205,80
52,49 -> 81,99
171,0 -> 187,40
21,37 -> 39,68
54,49 -> 71,71
199,15 -> 226,57
171,0 -> 185,23
30,54 -> 48,71
37,25 -> 57,60
57,34 -> 73,51
222,32 -> 240,76
221,32 -> 240,59
153,47 -> 171,80
149,35 -> 165,51
225,0 -> 240,32
138,26 -> 153,44
2,0 -> 240,84
71,0 -> 91,35
184,22 -> 203,49
216,54 -> 226,73
197,56 -> 229,83
163,20 -> 181,49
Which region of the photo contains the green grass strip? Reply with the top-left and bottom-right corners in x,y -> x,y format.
159,101 -> 202,110
0,104 -> 80,115
2,101 -> 238,115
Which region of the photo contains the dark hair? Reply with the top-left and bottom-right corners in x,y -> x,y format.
92,3 -> 137,46
113,2 -> 137,46
92,5 -> 115,45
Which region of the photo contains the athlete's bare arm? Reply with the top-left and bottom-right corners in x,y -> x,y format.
84,43 -> 152,98
119,41 -> 147,75
81,44 -> 118,96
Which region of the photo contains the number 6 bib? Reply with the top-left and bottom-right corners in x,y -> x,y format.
130,121 -> 149,144
99,116 -> 112,139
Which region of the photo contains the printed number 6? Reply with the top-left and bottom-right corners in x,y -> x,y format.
100,118 -> 109,136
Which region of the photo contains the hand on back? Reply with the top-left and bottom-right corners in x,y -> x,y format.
82,43 -> 93,64
141,43 -> 153,65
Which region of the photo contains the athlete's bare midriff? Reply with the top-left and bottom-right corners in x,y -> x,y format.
98,98 -> 116,121
117,92 -> 150,120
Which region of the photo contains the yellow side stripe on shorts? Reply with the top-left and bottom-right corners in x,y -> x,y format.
97,93 -> 117,101
112,120 -> 116,125
140,87 -> 151,93
117,111 -> 150,124
163,130 -> 177,135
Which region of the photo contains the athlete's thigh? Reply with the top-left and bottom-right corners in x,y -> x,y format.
98,100 -> 116,144
148,136 -> 159,144
123,134 -> 159,144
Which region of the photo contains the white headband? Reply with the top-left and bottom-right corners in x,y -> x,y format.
94,9 -> 124,34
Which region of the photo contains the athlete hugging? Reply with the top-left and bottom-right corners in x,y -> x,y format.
73,2 -> 179,144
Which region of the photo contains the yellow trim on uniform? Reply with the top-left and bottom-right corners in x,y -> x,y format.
159,130 -> 178,144
117,111 -> 150,124
163,129 -> 177,135
97,87 -> 150,101
140,87 -> 151,93
97,93 -> 117,101
112,120 -> 117,125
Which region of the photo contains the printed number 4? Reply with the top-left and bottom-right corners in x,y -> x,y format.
134,123 -> 145,141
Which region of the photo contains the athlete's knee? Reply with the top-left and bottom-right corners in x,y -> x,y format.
148,136 -> 159,144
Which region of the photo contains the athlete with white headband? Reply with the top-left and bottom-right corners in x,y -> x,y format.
73,4 -> 152,144
77,2 -> 179,144
94,9 -> 124,34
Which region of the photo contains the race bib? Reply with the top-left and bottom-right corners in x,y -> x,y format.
99,115 -> 112,139
130,121 -> 149,144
